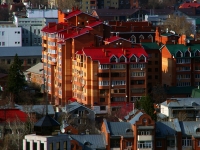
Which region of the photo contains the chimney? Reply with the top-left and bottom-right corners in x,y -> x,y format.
124,49 -> 127,56
105,50 -> 108,57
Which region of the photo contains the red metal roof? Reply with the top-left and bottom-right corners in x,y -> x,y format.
86,21 -> 102,28
179,1 -> 200,8
64,10 -> 82,20
104,36 -> 132,43
68,98 -> 77,102
41,22 -> 69,33
81,47 -> 148,64
60,27 -> 93,40
0,109 -> 27,123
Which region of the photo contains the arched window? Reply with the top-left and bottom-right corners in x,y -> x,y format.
130,35 -> 136,43
119,55 -> 126,62
110,55 -> 118,63
196,128 -> 200,132
125,128 -> 133,133
195,50 -> 200,56
139,35 -> 144,39
185,50 -> 191,57
139,55 -> 146,62
130,55 -> 137,62
148,34 -> 153,42
176,51 -> 182,57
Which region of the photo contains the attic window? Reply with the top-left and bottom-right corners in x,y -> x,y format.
125,128 -> 133,133
139,55 -> 146,62
196,128 -> 200,132
84,141 -> 91,146
119,55 -> 126,62
130,55 -> 137,62
110,55 -> 118,63
176,51 -> 182,57
195,50 -> 200,56
185,51 -> 191,57
139,35 -> 144,39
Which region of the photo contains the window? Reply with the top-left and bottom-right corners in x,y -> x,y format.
26,38 -> 28,43
110,56 -> 117,62
131,88 -> 145,93
155,68 -> 158,72
33,58 -> 37,64
148,75 -> 152,79
7,59 -> 11,64
111,64 -> 125,69
139,55 -> 145,62
119,55 -> 126,62
27,59 -> 31,64
111,80 -> 126,86
155,53 -> 158,58
2,42 -> 5,46
22,38 -> 24,43
1,59 -> 5,64
131,72 -> 145,77
138,141 -> 152,148
130,55 -> 137,62
2,31 -> 4,36
63,142 -> 67,150
176,51 -> 183,57
100,106 -> 106,111
34,29 -> 36,34
195,50 -> 200,56
99,81 -> 109,86
130,35 -> 136,43
185,51 -> 190,57
148,68 -> 152,72
155,75 -> 158,79
155,61 -> 158,65
156,141 -> 162,147
182,137 -> 191,146
126,141 -> 132,147
100,98 -> 105,102
167,140 -> 175,147
130,63 -> 145,69
38,29 -> 40,34
99,64 -> 109,69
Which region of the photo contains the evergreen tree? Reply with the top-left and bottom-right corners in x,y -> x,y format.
6,54 -> 26,105
140,95 -> 157,121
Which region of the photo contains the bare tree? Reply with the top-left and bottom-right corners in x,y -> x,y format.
56,0 -> 81,11
151,84 -> 167,104
161,14 -> 195,36
177,111 -> 188,121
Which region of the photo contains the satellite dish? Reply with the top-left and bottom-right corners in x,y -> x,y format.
61,128 -> 65,133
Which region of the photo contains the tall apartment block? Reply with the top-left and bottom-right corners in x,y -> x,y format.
41,9 -> 153,114
72,47 -> 148,113
156,27 -> 200,88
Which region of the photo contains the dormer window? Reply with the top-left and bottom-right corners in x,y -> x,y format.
176,51 -> 183,57
148,34 -> 153,42
130,35 -> 136,43
130,55 -> 137,62
139,35 -> 144,39
196,128 -> 200,133
110,55 -> 118,63
195,50 -> 200,56
139,55 -> 146,62
84,141 -> 91,146
125,128 -> 133,133
119,55 -> 126,62
185,50 -> 191,57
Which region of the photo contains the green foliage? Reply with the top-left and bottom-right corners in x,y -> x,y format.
140,96 -> 157,121
6,54 -> 26,103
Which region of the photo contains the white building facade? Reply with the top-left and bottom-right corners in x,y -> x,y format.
0,26 -> 22,47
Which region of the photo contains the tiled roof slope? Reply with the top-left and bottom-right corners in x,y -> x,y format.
70,134 -> 106,150
107,122 -> 133,137
141,42 -> 160,50
166,44 -> 200,57
179,121 -> 200,137
82,47 -> 148,64
34,115 -> 60,127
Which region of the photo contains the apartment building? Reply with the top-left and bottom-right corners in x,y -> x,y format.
0,23 -> 22,47
160,98 -> 200,121
72,47 -> 148,114
81,0 -> 97,12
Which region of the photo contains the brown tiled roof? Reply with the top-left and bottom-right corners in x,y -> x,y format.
94,9 -> 139,16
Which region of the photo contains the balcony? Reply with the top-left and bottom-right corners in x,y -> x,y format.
138,135 -> 153,141
138,148 -> 152,150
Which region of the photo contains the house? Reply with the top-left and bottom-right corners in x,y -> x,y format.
25,62 -> 43,86
102,110 -> 155,150
160,98 -> 200,121
0,46 -> 42,72
61,102 -> 96,133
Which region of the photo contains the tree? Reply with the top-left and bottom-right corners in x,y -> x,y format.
140,96 -> 157,121
57,0 -> 81,11
151,84 -> 167,104
161,14 -> 195,36
6,54 -> 26,105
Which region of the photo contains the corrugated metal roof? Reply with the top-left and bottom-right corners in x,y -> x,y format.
161,98 -> 200,108
0,46 -> 42,57
107,121 -> 133,137
129,111 -> 143,124
15,104 -> 55,115
26,62 -> 43,74
34,114 -> 60,127
156,121 -> 178,137
179,121 -> 200,137
70,134 -> 106,150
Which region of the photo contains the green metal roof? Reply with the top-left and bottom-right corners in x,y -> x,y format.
141,42 -> 160,50
196,18 -> 200,25
165,86 -> 195,95
191,88 -> 200,98
166,44 -> 200,57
